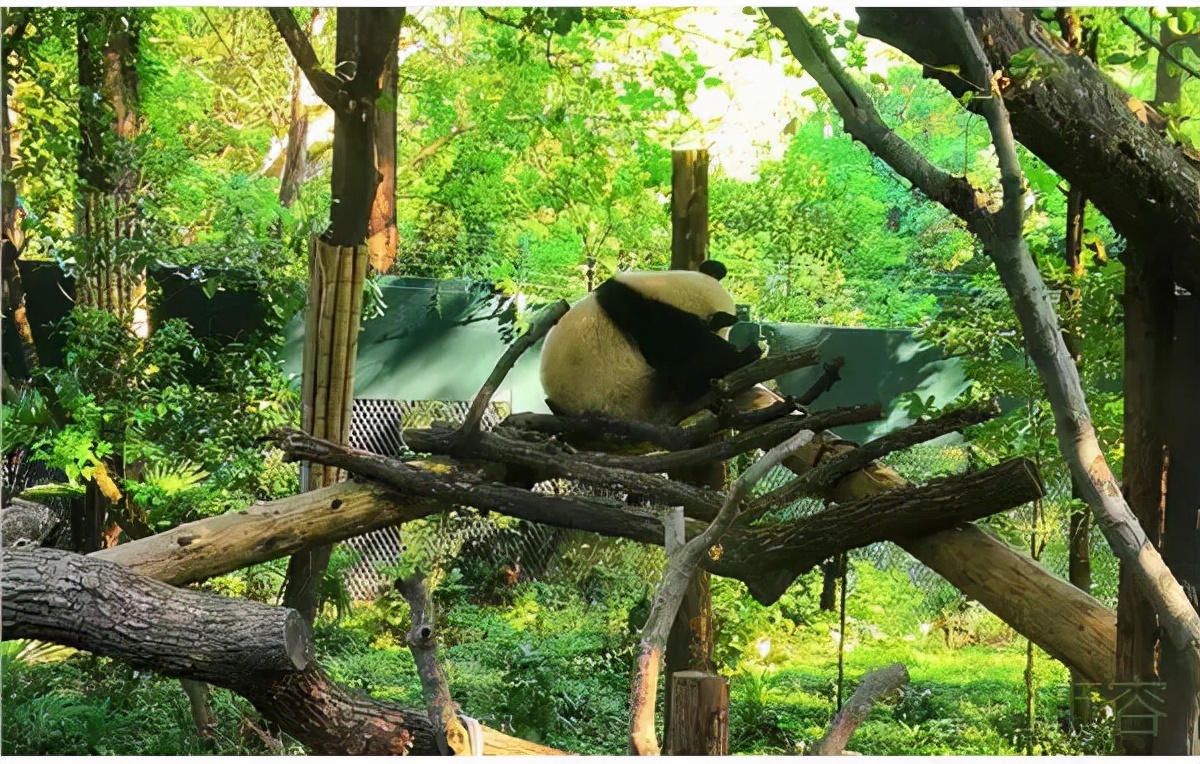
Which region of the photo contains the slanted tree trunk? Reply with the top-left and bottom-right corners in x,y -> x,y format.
278,9 -> 318,210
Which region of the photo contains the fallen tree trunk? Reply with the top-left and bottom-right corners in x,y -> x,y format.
5,546 -> 562,755
2,547 -> 312,683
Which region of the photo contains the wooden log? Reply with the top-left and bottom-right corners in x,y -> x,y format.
717,458 -> 1045,602
748,399 -> 1001,518
94,481 -> 440,586
13,522 -> 564,754
668,671 -> 729,756
742,386 -> 1119,687
813,664 -> 909,755
1,547 -> 312,683
272,429 -> 1043,608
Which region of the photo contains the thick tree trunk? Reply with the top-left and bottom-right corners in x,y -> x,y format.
5,547 -> 560,755
367,42 -> 399,273
2,548 -> 313,683
269,7 -> 404,624
1160,295 -> 1200,755
1117,245 -> 1172,752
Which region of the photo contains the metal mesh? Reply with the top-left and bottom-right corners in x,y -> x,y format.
340,398 -> 510,601
340,398 -> 666,602
342,400 -> 1119,615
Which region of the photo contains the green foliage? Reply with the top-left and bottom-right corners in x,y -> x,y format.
2,309 -> 299,529
1,643 -> 301,755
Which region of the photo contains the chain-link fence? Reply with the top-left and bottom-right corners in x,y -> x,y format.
339,402 -> 1118,620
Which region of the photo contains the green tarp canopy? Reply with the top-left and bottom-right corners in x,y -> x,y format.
283,276 -> 971,443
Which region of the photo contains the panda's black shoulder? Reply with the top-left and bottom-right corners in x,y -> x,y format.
592,274 -> 760,407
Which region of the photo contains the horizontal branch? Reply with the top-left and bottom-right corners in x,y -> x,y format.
407,425 -> 727,520
712,344 -> 822,396
501,411 -> 694,451
2,547 -> 312,684
94,481 -> 441,586
592,404 -> 883,473
717,457 -> 1044,603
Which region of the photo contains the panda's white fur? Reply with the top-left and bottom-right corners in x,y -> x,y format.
539,270 -> 737,424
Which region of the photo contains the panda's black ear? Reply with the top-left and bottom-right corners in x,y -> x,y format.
698,260 -> 727,281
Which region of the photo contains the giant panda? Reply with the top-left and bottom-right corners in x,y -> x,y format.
539,260 -> 762,426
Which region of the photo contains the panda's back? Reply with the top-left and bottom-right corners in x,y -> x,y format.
612,270 -> 736,321
538,269 -> 739,423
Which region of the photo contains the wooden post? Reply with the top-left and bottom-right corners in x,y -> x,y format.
1117,246 -> 1172,752
668,671 -> 728,756
282,238 -> 370,622
1160,294 -> 1200,755
671,148 -> 708,271
665,147 -> 720,751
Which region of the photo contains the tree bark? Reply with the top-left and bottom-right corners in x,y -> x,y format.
671,149 -> 708,271
13,539 -> 562,755
367,40 -> 399,273
268,7 -> 403,624
667,671 -> 729,756
1159,295 -> 1200,755
2,547 -> 313,683
278,9 -> 318,210
1117,245 -> 1172,752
